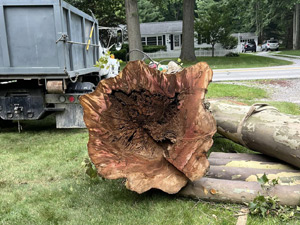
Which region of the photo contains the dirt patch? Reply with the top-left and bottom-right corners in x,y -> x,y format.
256,79 -> 292,88
220,79 -> 300,105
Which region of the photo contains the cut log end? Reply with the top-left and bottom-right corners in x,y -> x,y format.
80,61 -> 216,194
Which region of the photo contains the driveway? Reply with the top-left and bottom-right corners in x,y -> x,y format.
212,52 -> 300,82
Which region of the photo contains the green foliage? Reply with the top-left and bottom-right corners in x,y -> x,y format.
111,49 -> 127,61
138,0 -> 165,23
256,173 -> 270,187
221,36 -> 238,50
195,0 -> 298,48
248,174 -> 300,221
249,195 -> 280,218
143,45 -> 166,52
82,158 -> 98,179
225,52 -> 240,57
195,0 -> 235,56
138,0 -> 183,22
66,0 -> 125,27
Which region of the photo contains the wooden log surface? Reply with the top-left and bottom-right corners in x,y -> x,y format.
207,166 -> 300,184
179,178 -> 300,206
80,61 -> 216,194
208,152 -> 300,184
209,101 -> 300,168
180,152 -> 300,206
209,153 -> 296,170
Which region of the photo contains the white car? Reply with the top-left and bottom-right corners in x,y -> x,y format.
262,40 -> 279,51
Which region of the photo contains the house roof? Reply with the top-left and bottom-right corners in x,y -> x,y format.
231,33 -> 257,38
140,21 -> 182,36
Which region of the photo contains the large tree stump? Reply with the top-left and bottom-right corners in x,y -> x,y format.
80,61 -> 216,194
209,100 -> 300,168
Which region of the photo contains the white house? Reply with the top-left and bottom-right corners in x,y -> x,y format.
140,21 -> 258,54
140,21 -> 184,51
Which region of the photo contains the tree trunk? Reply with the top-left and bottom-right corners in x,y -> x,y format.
180,152 -> 300,206
211,43 -> 215,57
207,152 -> 300,185
179,177 -> 300,206
80,61 -> 216,194
293,3 -> 300,50
180,0 -> 196,62
209,101 -> 300,168
125,0 -> 143,60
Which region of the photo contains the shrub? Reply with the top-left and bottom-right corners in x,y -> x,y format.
221,36 -> 238,50
111,49 -> 127,61
142,45 -> 166,53
225,52 -> 240,57
111,44 -> 166,61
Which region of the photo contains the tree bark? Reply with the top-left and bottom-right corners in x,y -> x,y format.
209,101 -> 300,169
293,3 -> 300,50
80,61 -> 216,194
180,0 -> 196,62
179,177 -> 300,206
180,152 -> 300,206
125,0 -> 143,60
207,152 -> 300,185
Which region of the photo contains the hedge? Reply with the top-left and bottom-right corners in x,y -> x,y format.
111,44 -> 166,61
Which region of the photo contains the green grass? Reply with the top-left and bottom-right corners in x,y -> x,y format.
277,50 -> 300,56
206,83 -> 268,100
121,54 -> 292,70
1,83 -> 300,224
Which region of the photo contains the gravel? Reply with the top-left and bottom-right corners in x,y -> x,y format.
220,78 -> 300,106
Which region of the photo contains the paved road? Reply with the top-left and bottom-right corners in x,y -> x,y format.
212,52 -> 300,81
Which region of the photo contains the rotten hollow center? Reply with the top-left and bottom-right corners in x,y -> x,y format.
110,89 -> 180,148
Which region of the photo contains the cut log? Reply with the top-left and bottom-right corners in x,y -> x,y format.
209,101 -> 300,168
179,178 -> 300,206
207,153 -> 300,184
207,166 -> 300,184
180,152 -> 300,205
80,61 -> 216,194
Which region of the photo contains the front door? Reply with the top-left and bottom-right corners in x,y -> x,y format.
173,34 -> 181,50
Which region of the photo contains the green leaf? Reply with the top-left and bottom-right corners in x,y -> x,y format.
257,173 -> 269,186
271,178 -> 279,186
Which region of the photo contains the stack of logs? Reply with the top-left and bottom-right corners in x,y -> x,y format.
80,61 -> 300,206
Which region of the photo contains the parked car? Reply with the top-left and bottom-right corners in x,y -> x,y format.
243,41 -> 256,52
262,40 -> 279,51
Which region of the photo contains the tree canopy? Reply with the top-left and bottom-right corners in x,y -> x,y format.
66,0 -> 126,27
195,0 -> 236,56
138,0 -> 183,23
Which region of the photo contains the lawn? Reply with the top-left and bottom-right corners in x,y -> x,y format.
1,83 -> 300,225
121,53 -> 293,70
277,50 -> 300,56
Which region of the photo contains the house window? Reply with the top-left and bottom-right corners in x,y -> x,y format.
174,35 -> 180,47
141,37 -> 146,45
146,36 -> 157,45
142,36 -> 164,46
158,36 -> 162,45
